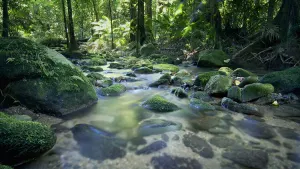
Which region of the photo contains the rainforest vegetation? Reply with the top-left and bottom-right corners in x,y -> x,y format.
0,0 -> 300,169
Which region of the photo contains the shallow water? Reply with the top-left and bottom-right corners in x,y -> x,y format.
20,64 -> 300,169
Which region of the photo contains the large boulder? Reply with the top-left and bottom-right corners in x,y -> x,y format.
231,68 -> 256,77
140,43 -> 156,57
0,112 -> 56,165
0,38 -> 97,116
194,71 -> 220,89
197,50 -> 230,67
204,75 -> 232,95
98,84 -> 126,96
221,97 -> 262,116
241,83 -> 274,102
142,95 -> 179,112
149,73 -> 171,87
260,66 -> 300,93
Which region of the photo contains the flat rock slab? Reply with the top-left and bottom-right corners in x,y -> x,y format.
222,147 -> 268,169
136,141 -> 167,155
138,119 -> 182,136
235,119 -> 276,139
151,154 -> 203,169
183,133 -> 214,158
209,136 -> 238,148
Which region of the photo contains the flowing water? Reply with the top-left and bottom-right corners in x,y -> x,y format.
19,63 -> 300,169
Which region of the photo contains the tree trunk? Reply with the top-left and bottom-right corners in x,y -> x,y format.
2,0 -> 9,37
137,0 -> 146,45
61,0 -> 69,48
67,0 -> 78,51
145,0 -> 154,42
91,0 -> 99,21
130,0 -> 137,42
267,0 -> 275,24
108,0 -> 114,49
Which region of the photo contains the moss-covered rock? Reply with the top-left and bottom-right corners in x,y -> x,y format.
98,84 -> 126,96
82,65 -> 104,72
95,79 -> 113,88
239,76 -> 259,88
0,112 -> 56,165
194,71 -> 220,89
227,86 -> 242,102
190,91 -> 213,102
134,67 -> 153,74
149,73 -> 171,87
241,83 -> 274,102
171,88 -> 188,98
219,67 -> 233,76
175,70 -> 191,78
0,165 -> 13,169
153,64 -> 179,73
142,95 -> 179,112
87,72 -> 106,84
109,62 -> 125,69
197,50 -> 230,67
204,75 -> 233,95
190,98 -> 215,111
91,58 -> 107,66
140,43 -> 156,57
259,67 -> 300,93
231,68 -> 256,77
0,38 -> 97,116
221,98 -> 262,116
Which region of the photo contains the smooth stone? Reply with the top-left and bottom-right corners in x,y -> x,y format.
222,147 -> 268,169
190,98 -> 216,112
209,136 -> 237,148
136,141 -> 167,155
138,119 -> 182,136
172,135 -> 180,141
183,133 -> 214,158
221,97 -> 262,116
235,119 -> 276,139
287,153 -> 300,163
161,134 -> 169,142
151,154 -> 203,169
277,127 -> 300,141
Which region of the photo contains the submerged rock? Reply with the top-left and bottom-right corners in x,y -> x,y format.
287,152 -> 300,163
222,147 -> 268,169
277,127 -> 300,141
221,97 -> 262,116
197,50 -> 230,67
149,73 -> 171,87
0,38 -> 97,116
71,124 -> 126,161
209,136 -> 238,148
241,83 -> 274,102
190,91 -> 214,102
0,112 -> 56,165
151,154 -> 203,169
142,95 -> 179,112
260,66 -> 300,93
235,119 -> 276,139
204,75 -> 233,95
136,141 -> 167,155
98,84 -> 126,96
137,119 -> 182,136
183,133 -> 214,158
190,98 -> 215,111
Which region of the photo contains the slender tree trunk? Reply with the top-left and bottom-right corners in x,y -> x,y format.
145,0 -> 154,42
267,0 -> 275,24
138,0 -> 146,45
2,0 -> 9,37
108,0 -> 114,49
67,0 -> 78,51
61,0 -> 69,48
91,0 -> 99,21
130,0 -> 137,42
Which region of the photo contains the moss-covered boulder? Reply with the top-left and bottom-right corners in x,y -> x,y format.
231,68 -> 256,77
82,65 -> 104,72
221,98 -> 262,116
175,70 -> 191,78
98,84 -> 126,96
190,98 -> 215,111
194,71 -> 220,89
227,86 -> 242,102
241,83 -> 274,102
259,67 -> 300,93
239,76 -> 259,88
142,95 -> 179,112
109,62 -> 125,69
0,165 -> 13,169
95,79 -> 113,88
204,75 -> 233,95
134,67 -> 153,74
197,50 -> 230,67
171,88 -> 188,98
0,112 -> 56,165
149,73 -> 171,87
219,67 -> 233,76
87,72 -> 106,84
153,64 -> 179,73
190,91 -> 213,102
0,37 -> 97,116
140,43 -> 156,57
90,58 -> 107,66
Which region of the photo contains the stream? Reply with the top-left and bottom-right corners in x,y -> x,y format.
19,62 -> 300,169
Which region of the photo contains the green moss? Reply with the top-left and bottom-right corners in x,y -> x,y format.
190,91 -> 213,102
149,73 -> 171,87
171,88 -> 188,98
219,67 -> 233,76
227,86 -> 242,102
91,58 -> 107,66
142,95 -> 179,112
239,76 -> 259,88
0,164 -> 13,169
231,68 -> 256,77
190,98 -> 215,111
134,67 -> 153,74
241,83 -> 274,102
204,75 -> 233,95
140,43 -> 156,57
153,64 -> 179,73
197,50 -> 230,67
87,72 -> 106,84
82,65 -> 104,72
99,84 -> 126,96
175,70 -> 191,78
109,62 -> 125,69
194,71 -> 220,88
0,112 -> 56,165
259,66 -> 300,93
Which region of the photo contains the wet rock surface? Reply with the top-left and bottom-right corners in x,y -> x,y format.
183,133 -> 214,158
235,119 -> 276,139
136,141 -> 167,155
151,154 -> 203,169
138,119 -> 182,136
